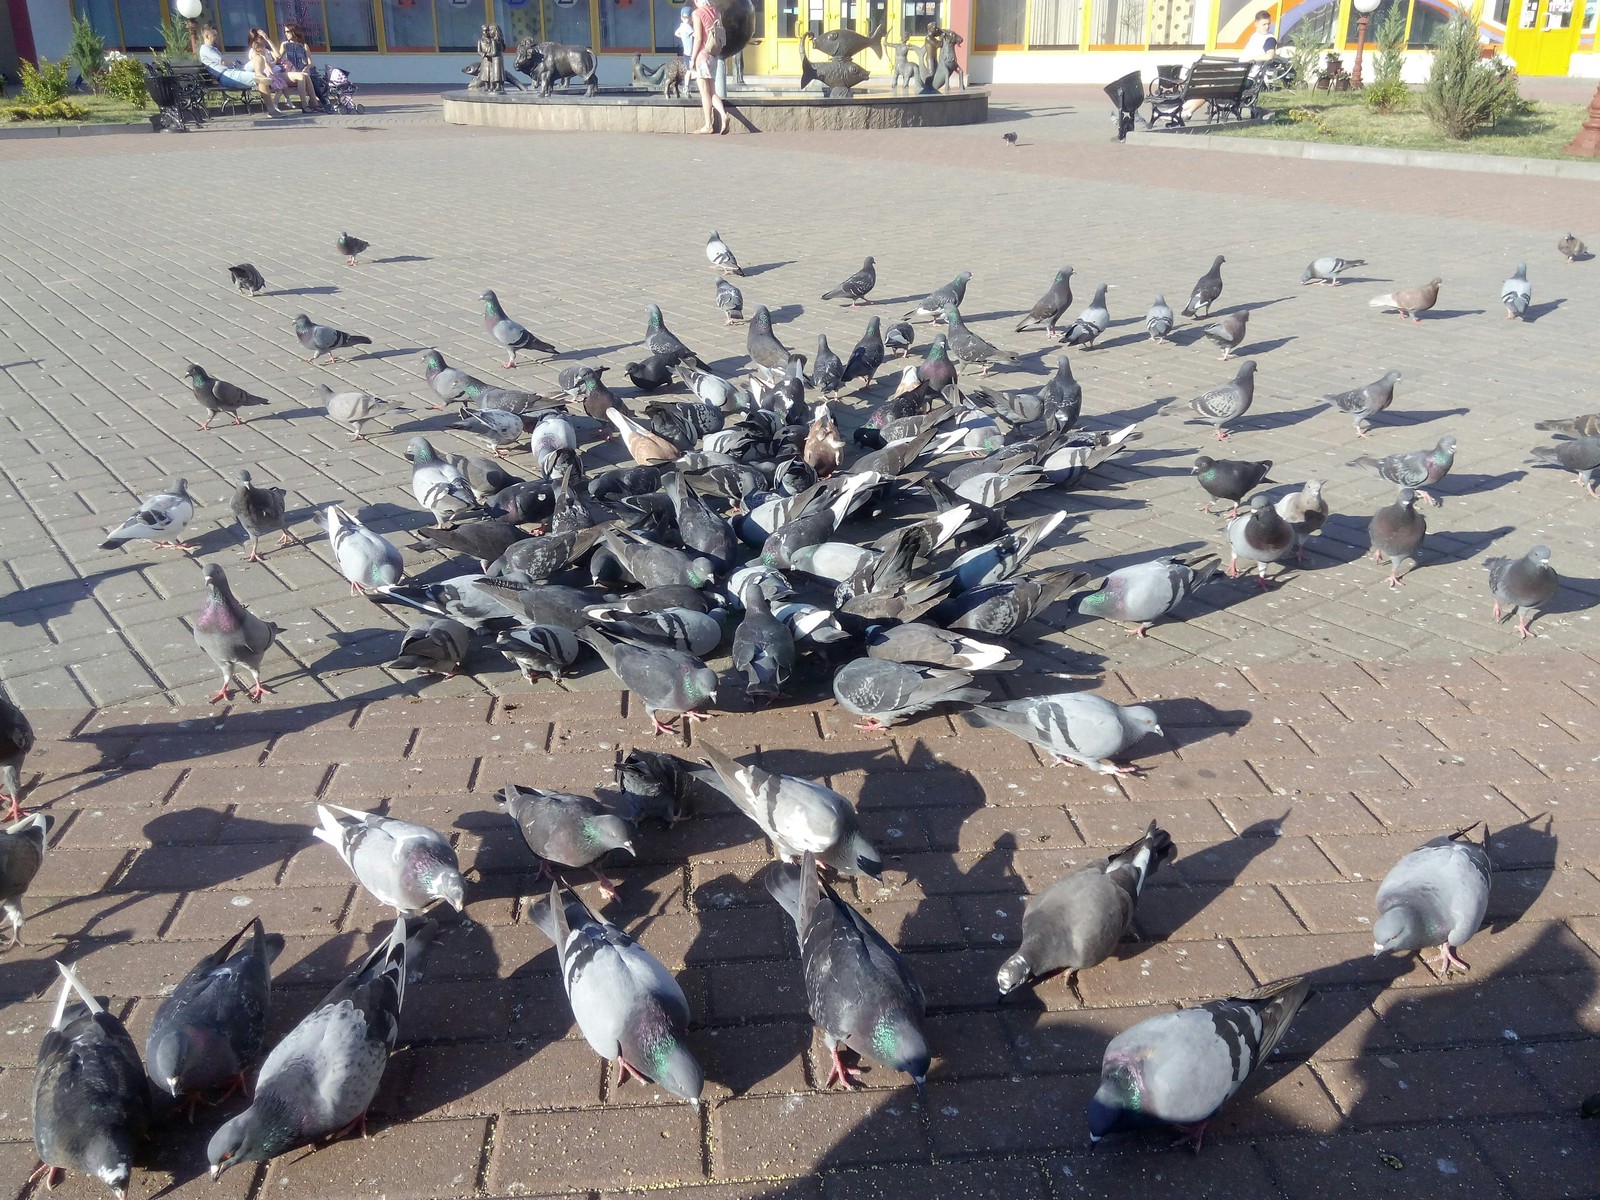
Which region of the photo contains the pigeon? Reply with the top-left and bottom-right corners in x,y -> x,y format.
319,384 -> 407,439
186,363 -> 269,430
1200,310 -> 1248,359
831,659 -> 984,731
1368,487 -> 1426,588
1074,555 -> 1220,637
1529,436 -> 1600,496
602,530 -> 715,590
747,306 -> 793,371
325,504 -> 403,595
615,750 -> 702,828
821,256 -> 877,305
496,783 -> 635,898
33,962 -> 151,1199
528,882 -> 703,1103
146,918 -> 283,1113
313,804 -> 465,915
231,470 -> 296,564
944,306 -> 1017,375
1192,457 -> 1273,517
1501,261 -> 1531,320
1039,425 -> 1141,488
208,917 -> 432,1179
1088,976 -> 1311,1150
529,411 -> 580,470
1534,413 -> 1600,439
766,855 -> 928,1091
1322,370 -> 1400,437
1369,277 -> 1441,322
482,289 -> 555,367
1170,360 -> 1256,440
409,436 -> 478,520
716,277 -> 744,324
418,518 -> 530,568
997,821 -> 1175,994
1349,435 -> 1455,505
1181,254 -> 1226,318
699,742 -> 881,877
451,406 -> 525,458
865,623 -> 1015,671
0,812 -> 51,950
294,313 -> 371,364
494,624 -> 582,682
588,606 -> 724,658
931,566 -> 1089,637
1558,232 -> 1587,262
1485,544 -> 1558,638
904,271 -> 970,321
1001,130 -> 1017,145
389,617 -> 472,677
423,349 -> 484,407
812,335 -> 845,396
644,304 -> 694,363
706,229 -> 743,275
0,693 -> 35,822
731,588 -> 796,704
1144,294 -> 1174,341
966,691 -> 1162,776
1301,255 -> 1365,285
840,317 -> 885,390
1275,479 -> 1328,562
1373,823 -> 1491,976
194,564 -> 279,703
100,478 -> 197,552
227,263 -> 266,295
579,629 -> 718,736
1015,266 -> 1073,334
335,230 -> 368,265
1061,283 -> 1111,348
1226,493 -> 1294,588
884,321 -> 915,357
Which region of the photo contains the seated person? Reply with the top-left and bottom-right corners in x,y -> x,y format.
244,28 -> 291,117
197,26 -> 257,92
1242,9 -> 1280,62
278,23 -> 324,110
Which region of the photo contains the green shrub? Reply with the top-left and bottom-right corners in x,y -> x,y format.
101,53 -> 150,107
18,57 -> 72,104
6,99 -> 91,121
156,13 -> 198,64
1422,5 -> 1521,138
68,15 -> 106,92
1365,1 -> 1409,113
1286,20 -> 1329,93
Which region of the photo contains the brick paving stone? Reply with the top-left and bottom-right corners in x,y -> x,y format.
821,1159 -> 1050,1200
1214,791 -> 1385,835
924,1076 -> 1090,1157
1072,940 -> 1256,1008
1135,882 -> 1307,941
1468,1119 -> 1594,1200
1049,1143 -> 1281,1200
1314,1048 -> 1546,1126
494,1105 -> 705,1192
263,1117 -> 489,1199
1258,1128 -> 1501,1200
1373,977 -> 1579,1048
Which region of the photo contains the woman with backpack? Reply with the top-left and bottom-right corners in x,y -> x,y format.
690,0 -> 730,134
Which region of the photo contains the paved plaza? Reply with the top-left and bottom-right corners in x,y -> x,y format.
1,85 -> 1599,1199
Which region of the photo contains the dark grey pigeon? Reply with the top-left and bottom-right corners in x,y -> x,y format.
0,812 -> 50,949
231,470 -> 297,564
586,606 -> 725,657
822,256 -> 877,305
865,624 -> 1018,672
423,349 -> 485,407
904,271 -> 970,322
482,289 -> 555,368
1323,370 -> 1400,436
615,750 -> 706,828
493,624 -> 582,683
1145,294 -> 1174,341
944,306 -> 1017,375
930,565 -> 1089,637
1038,355 -> 1083,431
966,691 -> 1162,776
747,306 -> 793,371
1302,255 -> 1364,285
33,962 -> 151,1199
602,530 -> 716,590
294,313 -> 371,365
715,277 -> 744,324
186,363 -> 269,430
146,918 -> 284,1113
1226,493 -> 1294,588
336,231 -> 368,265
389,617 -> 472,677
1484,544 -> 1558,638
840,317 -> 885,389
831,659 -> 984,732
1016,266 -> 1073,334
1089,975 -> 1310,1149
1061,284 -> 1110,348
227,263 -> 265,295
1534,412 -> 1600,439
1374,823 -> 1491,976
528,882 -> 703,1103
495,526 -> 609,583
193,564 -> 279,703
884,321 -> 915,356
208,917 -> 433,1179
578,631 -> 719,736
99,479 -> 197,552
1167,360 -> 1255,440
1181,254 -> 1225,318
1501,261 -> 1531,320
0,692 -> 35,822
1349,435 -> 1456,505
496,783 -> 635,900
312,804 -> 465,915
731,588 -> 796,705
662,471 -> 739,571
1074,555 -> 1220,637
644,304 -> 694,363
418,519 -> 530,569
1201,310 -> 1248,359
766,854 -> 928,1091
997,821 -> 1175,994
1529,435 -> 1600,495
1368,487 -> 1427,588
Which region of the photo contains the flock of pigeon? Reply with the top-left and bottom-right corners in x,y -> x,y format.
0,220 -> 1593,1196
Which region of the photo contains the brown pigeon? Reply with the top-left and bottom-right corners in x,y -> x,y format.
1369,278 -> 1441,323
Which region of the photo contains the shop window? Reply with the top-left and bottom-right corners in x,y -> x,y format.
1584,0 -> 1597,32
276,0 -> 324,47
868,0 -> 885,34
903,0 -> 938,37
438,0 -> 483,49
1281,0 -> 1337,41
542,0 -> 592,44
75,0 -> 123,48
1408,0 -> 1454,44
1488,0 -> 1511,20
218,0 -> 268,50
975,0 -> 1023,45
1088,0 -> 1144,44
1150,0 -> 1208,46
654,0 -> 687,52
1027,0 -> 1080,45
321,0 -> 378,48
598,0 -> 650,46
495,0 -> 541,48
807,0 -> 823,37
382,0 -> 435,49
1346,0 -> 1402,41
114,0 -> 165,47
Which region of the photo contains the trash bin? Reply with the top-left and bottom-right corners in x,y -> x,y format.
1104,70 -> 1145,142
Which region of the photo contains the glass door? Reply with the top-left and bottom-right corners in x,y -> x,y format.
1504,0 -> 1581,73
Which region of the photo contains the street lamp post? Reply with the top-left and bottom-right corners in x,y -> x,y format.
1350,0 -> 1381,90
1567,79 -> 1600,157
175,0 -> 202,54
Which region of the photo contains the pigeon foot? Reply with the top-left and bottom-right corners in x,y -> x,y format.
247,682 -> 273,701
26,1164 -> 63,1190
824,1045 -> 864,1090
208,687 -> 232,704
1,793 -> 23,822
1434,943 -> 1471,976
854,717 -> 888,733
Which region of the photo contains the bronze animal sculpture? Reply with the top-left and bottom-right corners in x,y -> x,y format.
799,43 -> 870,96
515,38 -> 599,96
890,40 -> 922,92
632,53 -> 686,98
809,23 -> 885,60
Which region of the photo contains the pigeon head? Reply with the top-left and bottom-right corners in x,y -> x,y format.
624,1022 -> 704,1104
80,1130 -> 134,1200
148,1027 -> 199,1097
236,469 -> 253,486
1372,904 -> 1426,956
1528,544 -> 1553,566
647,303 -> 664,329
1395,488 -> 1418,510
424,349 -> 445,373
1087,1064 -> 1139,1143
201,563 -> 230,595
686,557 -> 717,589
1436,435 -> 1457,454
1235,360 -> 1258,380
844,830 -> 883,879
1192,456 -> 1214,475
871,1007 -> 930,1088
584,812 -> 635,856
185,363 -> 206,383
424,860 -> 466,911
293,314 -> 312,333
1300,264 -> 1317,284
1120,704 -> 1163,741
995,949 -> 1033,995
209,1106 -> 296,1179
408,436 -> 439,464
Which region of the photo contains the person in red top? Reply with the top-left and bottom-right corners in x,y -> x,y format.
690,0 -> 730,134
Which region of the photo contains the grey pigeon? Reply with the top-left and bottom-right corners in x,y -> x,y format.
615,749 -> 704,828
497,783 -> 635,899
528,882 -> 703,1103
1558,232 -> 1587,263
1528,435 -> 1600,496
832,659 -> 984,731
1500,262 -> 1531,320
319,384 -> 407,439
746,306 -> 793,371
231,469 -> 296,564
945,305 -> 1017,375
208,917 -> 433,1178
644,303 -> 694,363
731,588 -> 796,704
706,229 -> 742,275
389,617 -> 472,677
1274,479 -> 1329,561
1169,360 -> 1256,441
452,406 -> 525,458
325,504 -> 403,595
100,479 -> 197,552
904,271 -> 969,321
1225,493 -> 1294,588
33,962 -> 151,1199
146,918 -> 284,1112
1368,487 -> 1427,587
1040,424 -> 1141,487
940,510 -> 1064,591
482,289 -> 554,367
1144,294 -> 1174,341
812,335 -> 845,397
997,821 -> 1175,994
1485,544 -> 1558,638
884,321 -> 915,357
1349,435 -> 1455,505
294,313 -> 371,364
930,565 -> 1089,637
1038,355 -> 1083,431
586,606 -> 725,657
866,624 -> 1017,672
1089,975 -> 1310,1149
313,803 -> 465,915
1302,255 -> 1364,285
1534,413 -> 1600,439
1016,266 -> 1074,335
409,436 -> 478,521
493,624 -> 583,683
822,256 -> 877,305
716,277 -> 744,324
699,741 -> 881,877
1061,283 -> 1110,348
1369,277 -> 1441,322
603,530 -> 715,590
1201,310 -> 1248,359
336,231 -> 368,265
186,363 -> 268,430
840,317 -> 885,389
0,812 -> 51,950
194,563 -> 278,703
766,854 -> 928,1091
578,629 -> 718,736
423,348 -> 484,407
418,518 -> 530,569
1374,823 -> 1491,976
227,263 -> 265,295
1323,370 -> 1400,436
1181,254 -> 1225,318
1074,555 -> 1220,637
966,691 -> 1162,776
1,691 -> 36,822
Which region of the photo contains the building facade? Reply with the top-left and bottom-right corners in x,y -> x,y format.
20,0 -> 1600,83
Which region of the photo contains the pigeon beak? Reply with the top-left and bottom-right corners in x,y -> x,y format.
912,1075 -> 927,1099
1087,1133 -> 1101,1149
1372,943 -> 1385,957
210,1165 -> 223,1182
166,1075 -> 182,1094
622,841 -> 636,856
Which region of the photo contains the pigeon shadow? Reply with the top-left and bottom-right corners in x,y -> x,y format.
1236,335 -> 1296,357
1423,524 -> 1516,567
1378,406 -> 1471,429
767,304 -> 807,324
739,260 -> 795,278
1241,403 -> 1324,434
1414,308 -> 1487,321
371,255 -> 430,264
1487,812 -> 1557,932
266,285 -> 340,297
358,346 -> 430,362
1434,469 -> 1525,499
1134,811 -> 1291,945
0,359 -> 43,370
1536,571 -> 1600,618
1520,298 -> 1565,322
0,563 -> 146,629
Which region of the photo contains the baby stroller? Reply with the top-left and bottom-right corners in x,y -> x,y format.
319,66 -> 364,113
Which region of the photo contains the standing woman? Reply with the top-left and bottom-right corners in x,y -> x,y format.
245,28 -> 289,116
689,0 -> 729,135
278,24 -> 324,111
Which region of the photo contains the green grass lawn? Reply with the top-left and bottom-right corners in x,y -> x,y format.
1213,89 -> 1586,160
1,93 -> 152,126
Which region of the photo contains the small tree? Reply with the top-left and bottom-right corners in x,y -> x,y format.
68,14 -> 106,92
156,13 -> 198,65
1422,5 -> 1520,138
1365,1 -> 1409,113
1286,20 -> 1329,93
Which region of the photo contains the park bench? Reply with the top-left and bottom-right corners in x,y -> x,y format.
1147,55 -> 1258,128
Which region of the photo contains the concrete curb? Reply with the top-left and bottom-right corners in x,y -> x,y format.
0,120 -> 152,140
